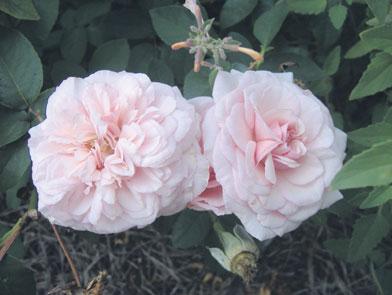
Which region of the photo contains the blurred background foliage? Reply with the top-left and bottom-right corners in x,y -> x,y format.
1,0 -> 392,294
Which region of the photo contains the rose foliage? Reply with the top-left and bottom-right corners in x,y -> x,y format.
1,0 -> 392,293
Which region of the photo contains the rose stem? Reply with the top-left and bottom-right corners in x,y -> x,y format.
51,223 -> 82,288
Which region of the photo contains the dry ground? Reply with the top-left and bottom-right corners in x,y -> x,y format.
2,208 -> 373,295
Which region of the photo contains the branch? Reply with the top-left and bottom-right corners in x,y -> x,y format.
51,223 -> 82,288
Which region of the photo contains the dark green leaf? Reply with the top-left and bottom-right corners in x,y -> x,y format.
0,27 -> 43,110
149,5 -> 196,45
360,24 -> 392,54
171,209 -> 211,249
0,0 -> 39,20
127,43 -> 157,73
183,68 -> 212,99
332,140 -> 392,190
328,4 -> 347,30
262,51 -> 326,82
51,60 -> 86,85
324,238 -> 350,260
6,168 -> 30,209
348,122 -> 392,147
19,0 -> 59,41
60,27 -> 87,63
0,109 -> 29,148
253,1 -> 288,49
227,32 -> 252,64
360,186 -> 392,208
220,0 -> 258,29
344,40 -> 372,59
74,0 -> 111,26
385,107 -> 392,123
0,256 -> 36,295
287,0 -> 327,15
59,8 -> 76,29
87,10 -> 153,46
148,59 -> 174,85
138,0 -> 177,10
30,88 -> 54,125
365,0 -> 390,24
167,49 -> 193,85
0,141 -> 31,192
89,39 -> 130,72
347,213 -> 390,262
323,46 -> 341,76
350,53 -> 392,100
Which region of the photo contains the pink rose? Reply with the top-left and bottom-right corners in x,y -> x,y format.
188,97 -> 226,215
28,70 -> 209,234
202,70 -> 347,241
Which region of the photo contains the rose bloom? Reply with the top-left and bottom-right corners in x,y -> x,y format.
188,97 -> 226,216
28,70 -> 209,234
200,70 -> 347,241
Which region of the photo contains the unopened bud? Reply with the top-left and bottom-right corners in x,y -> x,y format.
209,224 -> 259,282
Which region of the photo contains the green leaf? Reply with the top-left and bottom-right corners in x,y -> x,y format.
332,140 -> 392,190
0,256 -> 36,295
74,0 -> 111,26
349,53 -> 392,100
347,213 -> 390,262
59,8 -> 76,29
220,0 -> 257,29
127,43 -> 157,73
253,1 -> 288,49
18,0 -> 59,41
348,122 -> 392,147
328,4 -> 347,30
183,68 -> 212,99
287,0 -> 327,15
149,5 -> 196,45
0,141 -> 31,192
6,168 -> 30,209
0,226 -> 25,257
323,46 -> 341,76
344,40 -> 372,59
171,209 -> 211,249
51,60 -> 86,85
87,10 -> 154,46
360,186 -> 392,208
323,238 -> 350,260
138,0 -> 177,10
385,107 -> 392,123
262,51 -> 326,82
148,59 -> 174,85
30,88 -> 54,125
0,27 -> 43,109
226,32 -> 252,64
365,0 -> 390,24
60,27 -> 87,64
0,0 -> 39,20
360,24 -> 392,54
0,109 -> 29,148
167,49 -> 193,85
89,39 -> 130,72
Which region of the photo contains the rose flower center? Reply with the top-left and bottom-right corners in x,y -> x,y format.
254,116 -> 307,184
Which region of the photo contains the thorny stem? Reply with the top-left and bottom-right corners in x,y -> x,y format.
51,223 -> 82,288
